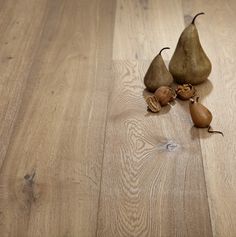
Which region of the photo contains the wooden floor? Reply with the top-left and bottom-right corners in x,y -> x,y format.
0,0 -> 236,236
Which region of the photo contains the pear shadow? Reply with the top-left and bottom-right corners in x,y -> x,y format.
142,88 -> 172,116
142,88 -> 153,98
174,79 -> 213,112
194,79 -> 213,101
169,80 -> 190,113
190,126 -> 212,140
176,98 -> 189,114
174,79 -> 213,100
190,126 -> 223,139
190,126 -> 199,140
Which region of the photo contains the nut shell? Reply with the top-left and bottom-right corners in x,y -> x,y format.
146,96 -> 161,113
154,86 -> 176,106
176,84 -> 196,100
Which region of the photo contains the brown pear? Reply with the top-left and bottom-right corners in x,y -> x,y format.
144,47 -> 173,92
169,13 -> 212,85
189,97 -> 212,128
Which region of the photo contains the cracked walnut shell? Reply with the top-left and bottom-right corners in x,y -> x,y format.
176,84 -> 196,100
146,96 -> 161,113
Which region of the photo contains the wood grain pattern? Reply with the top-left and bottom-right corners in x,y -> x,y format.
0,0 -> 116,236
113,0 -> 184,60
182,1 -> 236,236
0,0 -> 236,236
97,60 -> 212,237
97,0 -> 214,236
0,0 -> 49,168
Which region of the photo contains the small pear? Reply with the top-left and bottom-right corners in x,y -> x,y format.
169,13 -> 212,85
144,47 -> 173,92
189,97 -> 223,136
189,97 -> 212,128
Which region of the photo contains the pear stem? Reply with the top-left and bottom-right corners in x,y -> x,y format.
196,97 -> 199,102
192,12 -> 205,24
208,126 -> 224,137
158,47 -> 170,55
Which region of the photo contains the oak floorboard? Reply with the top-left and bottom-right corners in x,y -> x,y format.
97,60 -> 212,237
0,0 -> 49,168
0,0 -> 116,236
182,1 -> 236,236
1,0 -> 236,236
97,0 -> 214,236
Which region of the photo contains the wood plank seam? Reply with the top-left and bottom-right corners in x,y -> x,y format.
95,0 -> 117,235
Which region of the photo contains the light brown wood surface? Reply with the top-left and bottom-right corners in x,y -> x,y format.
0,0 -> 235,236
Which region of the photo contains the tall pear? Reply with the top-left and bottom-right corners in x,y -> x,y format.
169,13 -> 212,85
144,47 -> 173,92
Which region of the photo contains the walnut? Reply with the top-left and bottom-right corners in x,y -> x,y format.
176,84 -> 196,100
145,96 -> 161,113
154,86 -> 176,106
